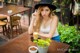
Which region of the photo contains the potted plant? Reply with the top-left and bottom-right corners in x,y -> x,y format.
33,38 -> 51,53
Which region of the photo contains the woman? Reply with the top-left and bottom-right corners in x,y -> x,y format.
28,0 -> 60,42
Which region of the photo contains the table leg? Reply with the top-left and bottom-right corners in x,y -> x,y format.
28,7 -> 32,25
10,16 -> 13,38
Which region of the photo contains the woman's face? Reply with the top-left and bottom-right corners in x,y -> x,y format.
40,6 -> 51,18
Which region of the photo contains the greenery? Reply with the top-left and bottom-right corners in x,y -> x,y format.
58,22 -> 80,53
33,38 -> 51,48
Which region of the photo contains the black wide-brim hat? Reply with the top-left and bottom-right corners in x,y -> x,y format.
34,0 -> 56,10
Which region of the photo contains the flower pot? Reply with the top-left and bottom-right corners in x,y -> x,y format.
28,46 -> 38,53
37,46 -> 48,53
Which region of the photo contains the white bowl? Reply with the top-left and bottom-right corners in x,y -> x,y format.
7,10 -> 12,14
28,46 -> 38,53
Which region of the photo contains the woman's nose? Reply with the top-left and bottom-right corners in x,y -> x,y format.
43,11 -> 46,15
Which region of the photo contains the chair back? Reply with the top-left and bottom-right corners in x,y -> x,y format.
11,16 -> 21,22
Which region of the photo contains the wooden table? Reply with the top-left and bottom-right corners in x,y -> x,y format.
0,5 -> 30,38
0,32 -> 70,53
0,5 -> 30,16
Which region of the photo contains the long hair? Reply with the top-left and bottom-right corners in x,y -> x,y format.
33,6 -> 55,32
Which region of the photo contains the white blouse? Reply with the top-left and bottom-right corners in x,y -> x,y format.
40,23 -> 59,37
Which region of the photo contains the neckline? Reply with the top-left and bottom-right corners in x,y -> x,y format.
41,19 -> 52,28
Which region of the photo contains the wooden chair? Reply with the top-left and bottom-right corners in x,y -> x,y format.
8,16 -> 22,37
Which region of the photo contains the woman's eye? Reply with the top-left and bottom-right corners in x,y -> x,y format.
41,9 -> 43,11
46,9 -> 49,11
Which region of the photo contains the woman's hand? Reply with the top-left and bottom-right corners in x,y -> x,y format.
28,10 -> 38,34
32,10 -> 38,17
32,10 -> 40,19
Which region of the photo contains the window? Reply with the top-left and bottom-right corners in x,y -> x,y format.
0,1 -> 3,8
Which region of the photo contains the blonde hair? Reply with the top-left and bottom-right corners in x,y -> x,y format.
33,6 -> 55,32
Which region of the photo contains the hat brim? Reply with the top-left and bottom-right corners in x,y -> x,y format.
34,3 -> 56,10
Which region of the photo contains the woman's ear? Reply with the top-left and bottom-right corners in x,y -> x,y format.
51,11 -> 55,16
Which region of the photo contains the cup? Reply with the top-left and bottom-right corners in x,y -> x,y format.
28,46 -> 38,53
7,10 -> 12,14
33,32 -> 39,39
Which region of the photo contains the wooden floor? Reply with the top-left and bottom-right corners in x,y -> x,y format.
0,14 -> 30,45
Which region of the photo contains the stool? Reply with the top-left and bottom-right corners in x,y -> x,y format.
0,16 -> 7,21
0,21 -> 7,36
0,15 -> 9,38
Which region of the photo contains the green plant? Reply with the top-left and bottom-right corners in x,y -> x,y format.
58,22 -> 80,53
33,38 -> 51,48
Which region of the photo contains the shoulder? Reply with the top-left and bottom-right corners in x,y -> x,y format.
50,15 -> 58,27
